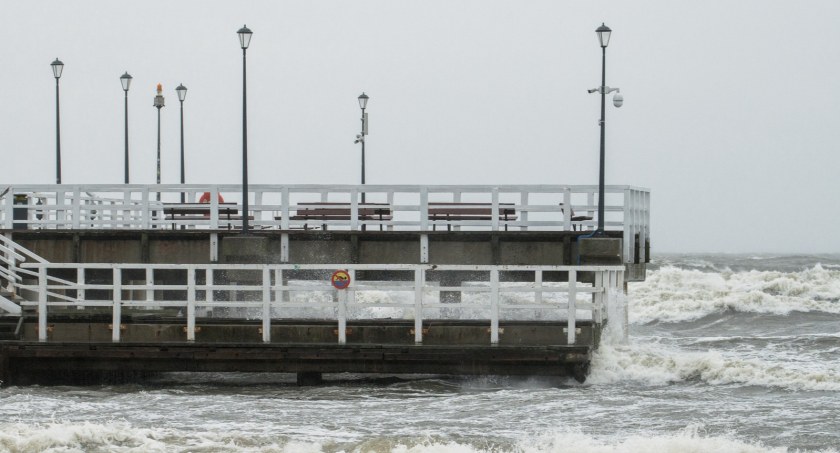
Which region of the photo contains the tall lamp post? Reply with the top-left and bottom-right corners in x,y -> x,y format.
588,23 -> 623,234
153,84 -> 165,202
238,25 -> 253,234
176,84 -> 187,203
51,58 -> 64,184
355,92 -> 369,204
120,72 -> 133,183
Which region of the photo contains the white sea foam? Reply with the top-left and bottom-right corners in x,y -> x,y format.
630,265 -> 840,324
588,340 -> 840,391
0,422 -> 825,453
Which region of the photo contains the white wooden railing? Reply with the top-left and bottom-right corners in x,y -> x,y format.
0,184 -> 649,258
16,261 -> 626,346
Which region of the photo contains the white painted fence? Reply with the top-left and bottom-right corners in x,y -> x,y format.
0,184 -> 650,262
14,261 -> 625,346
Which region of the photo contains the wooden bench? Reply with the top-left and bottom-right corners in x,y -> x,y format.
559,203 -> 593,231
279,203 -> 393,230
163,203 -> 251,230
428,203 -> 517,231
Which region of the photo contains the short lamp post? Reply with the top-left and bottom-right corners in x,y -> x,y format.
355,92 -> 369,204
588,23 -> 623,234
51,58 -> 64,184
153,84 -> 165,202
238,25 -> 253,234
120,72 -> 132,184
176,84 -> 187,203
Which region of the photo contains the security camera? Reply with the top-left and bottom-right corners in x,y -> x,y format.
587,88 -> 598,94
613,93 -> 624,108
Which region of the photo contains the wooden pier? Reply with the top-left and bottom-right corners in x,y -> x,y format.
0,184 -> 648,385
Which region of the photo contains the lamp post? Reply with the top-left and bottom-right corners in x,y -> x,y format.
176,84 -> 187,203
238,25 -> 253,234
588,23 -> 623,234
153,84 -> 165,202
51,58 -> 64,184
120,72 -> 133,183
355,92 -> 369,204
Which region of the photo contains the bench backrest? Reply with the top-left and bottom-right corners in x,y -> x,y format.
428,202 -> 515,215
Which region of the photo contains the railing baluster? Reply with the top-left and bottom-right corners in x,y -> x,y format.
491,187 -> 500,232
262,267 -> 271,343
414,268 -> 423,344
337,286 -> 347,345
112,268 -> 122,342
187,267 -> 196,341
38,266 -> 47,342
520,191 -> 529,231
567,269 -> 577,345
490,269 -> 499,345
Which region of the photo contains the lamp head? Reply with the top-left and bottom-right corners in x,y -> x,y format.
120,72 -> 132,91
176,83 -> 187,102
51,58 -> 64,79
238,25 -> 253,49
596,23 -> 612,48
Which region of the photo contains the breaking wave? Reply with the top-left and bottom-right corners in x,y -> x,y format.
0,422 -> 822,453
630,265 -> 840,324
588,340 -> 840,391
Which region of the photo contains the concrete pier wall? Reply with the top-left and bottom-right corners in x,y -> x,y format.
7,230 -> 645,275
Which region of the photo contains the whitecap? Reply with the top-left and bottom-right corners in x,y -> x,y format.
629,265 -> 840,324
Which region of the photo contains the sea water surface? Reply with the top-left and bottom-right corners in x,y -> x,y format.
1,254 -> 839,452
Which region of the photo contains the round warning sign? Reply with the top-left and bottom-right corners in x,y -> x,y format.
331,270 -> 351,289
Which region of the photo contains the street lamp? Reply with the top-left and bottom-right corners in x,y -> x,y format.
176,84 -> 187,203
153,83 -> 165,202
238,25 -> 253,234
51,58 -> 64,184
587,23 -> 623,234
120,72 -> 133,183
355,92 -> 369,204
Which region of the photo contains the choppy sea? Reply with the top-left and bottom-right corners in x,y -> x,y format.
1,253 -> 839,452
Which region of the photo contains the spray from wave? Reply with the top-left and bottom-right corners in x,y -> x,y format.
630,264 -> 840,324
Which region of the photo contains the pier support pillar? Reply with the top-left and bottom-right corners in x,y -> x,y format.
296,371 -> 323,386
0,349 -> 9,387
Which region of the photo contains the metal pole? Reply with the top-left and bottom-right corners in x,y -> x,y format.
180,99 -> 185,203
597,46 -> 606,233
242,48 -> 250,234
156,106 -> 161,202
361,107 -> 366,205
55,78 -> 62,184
124,91 -> 129,184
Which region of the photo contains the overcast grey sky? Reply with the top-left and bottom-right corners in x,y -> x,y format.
1,1 -> 838,253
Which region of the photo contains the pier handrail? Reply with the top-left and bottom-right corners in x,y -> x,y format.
18,261 -> 626,346
0,184 -> 649,262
